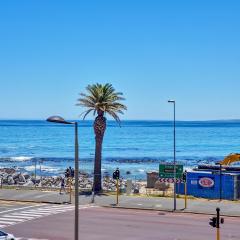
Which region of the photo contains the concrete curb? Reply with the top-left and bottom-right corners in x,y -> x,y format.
100,204 -> 240,218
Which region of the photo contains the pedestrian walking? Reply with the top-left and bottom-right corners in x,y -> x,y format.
60,178 -> 66,194
65,168 -> 70,178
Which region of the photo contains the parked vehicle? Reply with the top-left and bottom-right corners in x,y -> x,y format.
0,230 -> 15,240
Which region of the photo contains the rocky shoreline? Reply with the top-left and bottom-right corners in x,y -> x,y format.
0,167 -> 144,193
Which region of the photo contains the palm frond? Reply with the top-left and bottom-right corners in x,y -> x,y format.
76,83 -> 127,123
79,109 -> 94,120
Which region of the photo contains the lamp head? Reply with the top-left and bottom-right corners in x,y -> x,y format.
168,100 -> 175,103
46,116 -> 72,124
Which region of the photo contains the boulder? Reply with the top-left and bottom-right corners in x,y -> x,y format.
23,173 -> 30,180
31,178 -> 40,184
2,176 -> 8,184
1,173 -> 8,183
7,176 -> 14,185
85,184 -> 92,189
23,180 -> 34,187
12,173 -> 20,180
3,168 -> 16,175
18,174 -> 26,183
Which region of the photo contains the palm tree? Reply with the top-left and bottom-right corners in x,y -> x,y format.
77,83 -> 127,192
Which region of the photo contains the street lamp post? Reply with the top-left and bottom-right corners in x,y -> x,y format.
74,121 -> 79,240
168,100 -> 176,211
46,116 -> 79,240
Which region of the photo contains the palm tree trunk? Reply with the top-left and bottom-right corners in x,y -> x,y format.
94,135 -> 103,192
93,113 -> 106,192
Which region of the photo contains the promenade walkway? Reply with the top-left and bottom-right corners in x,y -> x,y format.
0,189 -> 239,216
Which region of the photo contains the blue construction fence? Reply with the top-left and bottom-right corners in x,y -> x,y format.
176,171 -> 240,200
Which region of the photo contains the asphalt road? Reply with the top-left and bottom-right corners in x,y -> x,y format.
2,203 -> 240,240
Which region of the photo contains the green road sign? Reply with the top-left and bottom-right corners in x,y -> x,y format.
159,164 -> 183,179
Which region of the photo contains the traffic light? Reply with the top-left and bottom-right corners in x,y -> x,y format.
209,217 -> 217,228
210,208 -> 224,240
113,169 -> 120,180
113,168 -> 120,205
182,172 -> 186,182
115,169 -> 120,179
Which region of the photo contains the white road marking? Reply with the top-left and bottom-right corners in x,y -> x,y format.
0,204 -> 45,214
14,213 -> 44,217
41,206 -> 74,210
0,217 -> 23,221
5,215 -> 35,219
0,204 -> 97,228
10,213 -> 38,217
15,238 -> 49,240
22,211 -> 48,216
20,210 -> 52,214
0,220 -> 15,224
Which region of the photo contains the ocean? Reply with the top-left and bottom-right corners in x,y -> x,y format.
0,120 -> 240,179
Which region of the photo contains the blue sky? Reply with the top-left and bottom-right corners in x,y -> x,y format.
0,1 -> 239,120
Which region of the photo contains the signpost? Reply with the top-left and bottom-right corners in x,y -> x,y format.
159,164 -> 183,179
159,163 -> 183,211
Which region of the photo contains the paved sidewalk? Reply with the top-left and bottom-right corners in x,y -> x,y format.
93,194 -> 240,216
1,188 -> 240,216
0,189 -> 70,204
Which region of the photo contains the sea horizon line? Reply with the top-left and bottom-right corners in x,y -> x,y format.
0,118 -> 240,122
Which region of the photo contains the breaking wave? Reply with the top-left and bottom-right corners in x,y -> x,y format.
24,165 -> 62,173
0,156 -> 34,162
